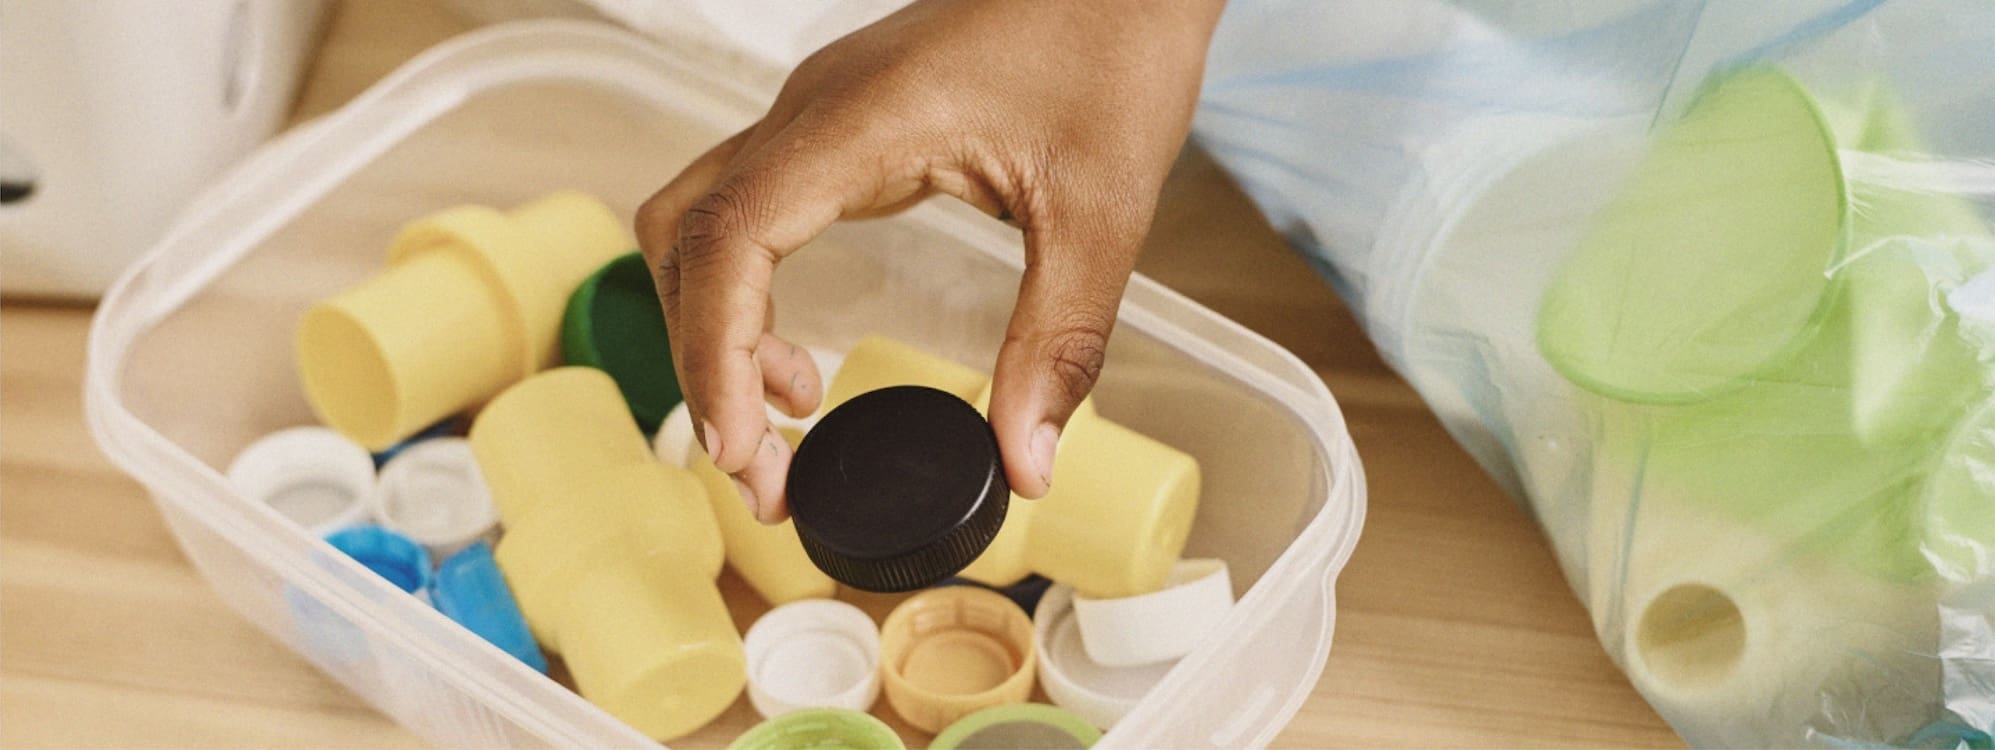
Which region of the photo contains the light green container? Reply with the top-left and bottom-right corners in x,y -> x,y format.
1539,66 -> 1995,581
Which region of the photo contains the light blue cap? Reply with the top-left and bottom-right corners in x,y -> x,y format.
432,541 -> 548,673
324,525 -> 431,594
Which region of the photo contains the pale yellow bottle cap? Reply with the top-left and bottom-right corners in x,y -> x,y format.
298,191 -> 626,450
877,587 -> 1036,734
468,367 -> 741,740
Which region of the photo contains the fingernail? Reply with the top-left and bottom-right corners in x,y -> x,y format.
701,419 -> 723,464
1031,423 -> 1060,492
732,477 -> 759,518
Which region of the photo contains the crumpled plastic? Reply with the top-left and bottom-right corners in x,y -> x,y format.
1194,1 -> 1995,746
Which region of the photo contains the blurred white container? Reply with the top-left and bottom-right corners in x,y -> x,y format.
0,0 -> 326,298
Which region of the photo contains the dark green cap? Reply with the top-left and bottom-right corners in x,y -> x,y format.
561,251 -> 681,432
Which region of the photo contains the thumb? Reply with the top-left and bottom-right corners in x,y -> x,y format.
986,198 -> 1148,499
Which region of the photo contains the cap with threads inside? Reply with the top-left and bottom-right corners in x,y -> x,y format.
787,385 -> 1008,592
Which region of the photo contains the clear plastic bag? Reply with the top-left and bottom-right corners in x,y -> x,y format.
1195,2 -> 1995,746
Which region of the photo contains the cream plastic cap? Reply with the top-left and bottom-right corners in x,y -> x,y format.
878,587 -> 1037,733
371,438 -> 498,559
1070,559 -> 1233,667
653,402 -> 697,468
743,599 -> 882,719
766,346 -> 846,438
655,344 -> 845,468
1033,582 -> 1174,730
227,426 -> 376,536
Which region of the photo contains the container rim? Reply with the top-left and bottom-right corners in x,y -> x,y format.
83,20 -> 1367,749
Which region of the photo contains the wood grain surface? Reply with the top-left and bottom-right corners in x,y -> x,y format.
0,0 -> 1681,747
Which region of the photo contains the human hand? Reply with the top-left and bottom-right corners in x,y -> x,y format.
638,0 -> 1226,523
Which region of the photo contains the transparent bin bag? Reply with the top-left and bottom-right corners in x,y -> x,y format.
1194,2 -> 1995,747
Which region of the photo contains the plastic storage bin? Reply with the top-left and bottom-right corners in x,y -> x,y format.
83,21 -> 1365,748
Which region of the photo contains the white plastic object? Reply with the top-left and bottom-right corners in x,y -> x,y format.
82,21 -> 1364,749
0,0 -> 327,298
226,426 -> 375,536
766,345 -> 847,437
1070,560 -> 1234,667
742,599 -> 882,719
656,345 -> 847,467
653,402 -> 697,468
370,438 -> 499,561
1035,582 -> 1177,730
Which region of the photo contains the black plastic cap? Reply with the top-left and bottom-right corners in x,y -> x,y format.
787,385 -> 1009,592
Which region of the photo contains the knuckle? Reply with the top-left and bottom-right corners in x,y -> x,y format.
652,250 -> 682,302
635,196 -> 685,301
634,191 -> 676,249
1038,317 -> 1111,406
676,189 -> 746,270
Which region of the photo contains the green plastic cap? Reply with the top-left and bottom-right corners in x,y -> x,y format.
560,252 -> 682,432
930,704 -> 1102,750
728,708 -> 905,750
1537,67 -> 1845,404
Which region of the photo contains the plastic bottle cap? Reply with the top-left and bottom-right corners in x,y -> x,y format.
1033,582 -> 1174,729
931,704 -> 1102,750
431,541 -> 549,673
941,575 -> 1053,616
654,402 -> 697,468
323,525 -> 432,596
1537,68 -> 1844,404
765,345 -> 847,439
227,426 -> 377,536
788,386 -> 1009,592
743,599 -> 882,718
370,415 -> 462,469
1070,559 -> 1233,667
371,438 -> 498,560
656,345 -> 845,468
727,708 -> 905,750
560,251 -> 682,433
877,587 -> 1036,734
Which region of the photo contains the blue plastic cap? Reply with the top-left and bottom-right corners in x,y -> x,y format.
324,525 -> 432,594
432,541 -> 549,673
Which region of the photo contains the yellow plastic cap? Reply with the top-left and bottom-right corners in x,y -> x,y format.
469,367 -> 740,739
960,382 -> 1199,599
689,451 -> 837,605
878,587 -> 1036,733
560,567 -> 745,741
299,192 -> 627,450
825,335 -> 988,410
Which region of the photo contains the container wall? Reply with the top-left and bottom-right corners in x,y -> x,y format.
95,23 -> 1358,748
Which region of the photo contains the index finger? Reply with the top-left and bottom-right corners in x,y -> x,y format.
653,136 -> 872,520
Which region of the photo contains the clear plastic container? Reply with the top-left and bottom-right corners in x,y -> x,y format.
83,21 -> 1365,749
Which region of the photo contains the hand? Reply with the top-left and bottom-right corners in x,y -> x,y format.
638,0 -> 1225,523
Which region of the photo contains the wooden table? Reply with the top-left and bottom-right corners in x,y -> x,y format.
0,1 -> 1680,747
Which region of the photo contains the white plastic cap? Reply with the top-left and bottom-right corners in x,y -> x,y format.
658,346 -> 847,467
370,438 -> 498,560
1033,582 -> 1175,730
1070,559 -> 1233,667
654,402 -> 697,468
767,345 -> 847,437
226,426 -> 376,536
742,598 -> 882,719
